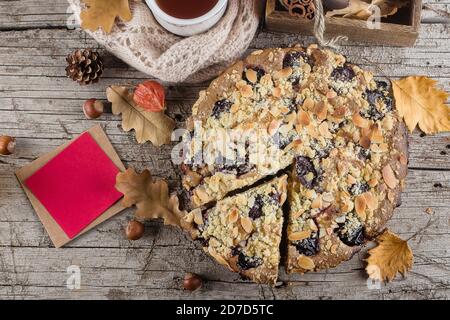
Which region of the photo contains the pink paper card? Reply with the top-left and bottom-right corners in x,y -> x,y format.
24,132 -> 123,239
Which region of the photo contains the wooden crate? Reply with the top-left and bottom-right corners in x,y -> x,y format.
265,0 -> 422,47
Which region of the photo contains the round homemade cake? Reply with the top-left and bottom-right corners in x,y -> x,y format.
181,44 -> 408,283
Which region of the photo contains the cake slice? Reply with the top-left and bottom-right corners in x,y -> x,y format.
183,175 -> 288,284
181,47 -> 307,209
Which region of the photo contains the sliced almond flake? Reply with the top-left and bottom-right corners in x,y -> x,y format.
228,208 -> 239,223
379,143 -> 389,152
371,124 -> 384,143
297,255 -> 315,270
307,123 -> 319,138
297,109 -> 311,126
387,190 -> 396,203
364,192 -> 378,211
302,63 -> 311,73
209,246 -> 231,268
303,97 -> 315,110
240,84 -> 253,97
193,209 -> 204,225
184,211 -> 195,224
314,101 -> 328,120
272,87 -> 282,98
347,175 -> 357,184
230,103 -> 240,114
371,143 -> 382,153
286,111 -> 297,124
311,195 -> 322,209
232,226 -> 239,238
292,210 -> 303,219
352,113 -> 370,128
195,188 -> 211,204
236,79 -> 247,89
280,106 -> 290,114
245,69 -> 258,84
251,49 -> 263,55
326,91 -> 337,99
355,195 -> 367,218
332,106 -> 347,118
267,119 -> 282,136
382,116 -> 394,130
310,219 -> 319,231
318,122 -> 332,138
269,106 -> 282,118
285,139 -> 302,152
279,67 -> 293,78
260,74 -> 273,86
359,135 -> 371,149
399,154 -> 408,165
240,216 -> 253,234
322,192 -> 334,203
279,124 -> 292,135
382,164 -> 398,189
330,244 -> 338,254
368,177 -> 378,187
289,230 -> 312,241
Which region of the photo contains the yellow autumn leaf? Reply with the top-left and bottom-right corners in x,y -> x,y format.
80,0 -> 132,34
366,230 -> 413,282
392,76 -> 450,134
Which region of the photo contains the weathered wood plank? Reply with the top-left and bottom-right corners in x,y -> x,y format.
0,0 -> 449,300
0,0 -> 448,29
1,167 -> 449,238
0,103 -> 449,169
0,238 -> 448,299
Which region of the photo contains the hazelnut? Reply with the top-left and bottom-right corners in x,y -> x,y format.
125,220 -> 145,240
83,99 -> 104,119
0,136 -> 16,155
183,273 -> 203,291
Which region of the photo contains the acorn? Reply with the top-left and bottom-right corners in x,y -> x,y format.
0,136 -> 16,155
83,99 -> 104,119
125,220 -> 145,240
183,273 -> 203,291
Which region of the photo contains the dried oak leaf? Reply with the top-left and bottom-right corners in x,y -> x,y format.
106,85 -> 175,146
366,230 -> 413,282
80,0 -> 132,34
326,0 -> 407,20
116,168 -> 186,227
392,76 -> 450,134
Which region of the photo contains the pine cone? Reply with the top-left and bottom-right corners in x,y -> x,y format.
65,49 -> 104,85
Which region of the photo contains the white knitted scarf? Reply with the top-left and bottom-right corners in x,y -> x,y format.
68,0 -> 261,83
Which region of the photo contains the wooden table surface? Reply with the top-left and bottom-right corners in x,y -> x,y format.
0,0 -> 449,300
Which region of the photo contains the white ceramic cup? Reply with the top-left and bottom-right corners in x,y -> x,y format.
145,0 -> 228,37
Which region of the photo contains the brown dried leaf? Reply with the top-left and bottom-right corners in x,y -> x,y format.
115,168 -> 186,227
366,230 -> 413,282
106,85 -> 175,146
392,76 -> 450,134
326,0 -> 407,20
80,0 -> 132,34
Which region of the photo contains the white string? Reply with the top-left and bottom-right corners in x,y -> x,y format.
313,0 -> 348,49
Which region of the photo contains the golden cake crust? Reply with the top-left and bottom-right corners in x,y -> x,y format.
182,45 -> 409,278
